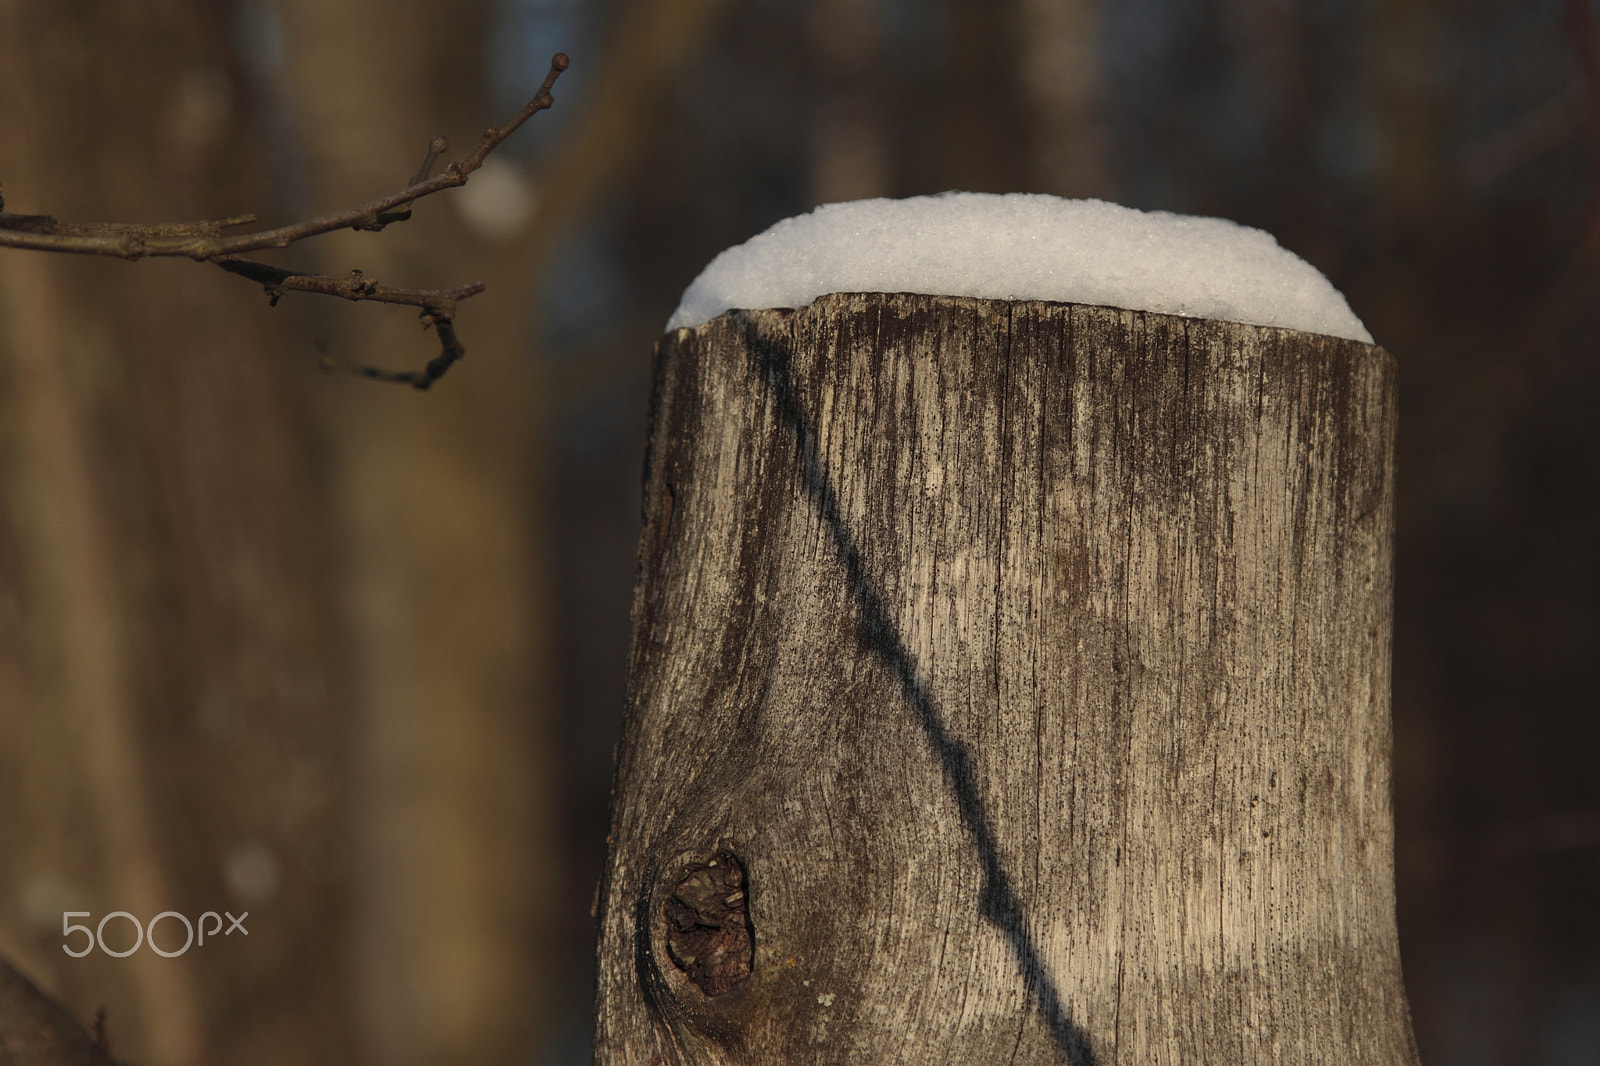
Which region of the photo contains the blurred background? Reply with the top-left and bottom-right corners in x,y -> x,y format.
0,0 -> 1595,1064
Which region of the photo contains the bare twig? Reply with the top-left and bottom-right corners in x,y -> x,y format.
215,259 -> 483,314
317,314 -> 468,391
0,52 -> 570,387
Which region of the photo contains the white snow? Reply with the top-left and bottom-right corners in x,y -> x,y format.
666,192 -> 1372,343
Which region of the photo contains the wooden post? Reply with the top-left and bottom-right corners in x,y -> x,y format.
595,292 -> 1419,1065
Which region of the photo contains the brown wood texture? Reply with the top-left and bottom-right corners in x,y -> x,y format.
0,6 -> 349,1066
595,292 -> 1418,1064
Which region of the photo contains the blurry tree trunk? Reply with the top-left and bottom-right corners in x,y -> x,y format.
1365,1 -> 1526,1061
274,5 -> 557,1066
933,0 -> 1029,194
1370,0 -> 1443,229
807,0 -> 891,204
597,293 -> 1420,1064
0,5 -> 353,1066
517,0 -> 735,270
1015,0 -> 1109,198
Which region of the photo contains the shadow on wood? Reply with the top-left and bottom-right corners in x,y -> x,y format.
744,315 -> 1096,1065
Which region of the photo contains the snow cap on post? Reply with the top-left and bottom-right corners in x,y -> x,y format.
667,192 -> 1373,343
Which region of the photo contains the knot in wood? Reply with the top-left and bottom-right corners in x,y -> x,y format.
663,851 -> 753,997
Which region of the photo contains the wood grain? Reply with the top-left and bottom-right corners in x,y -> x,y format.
595,292 -> 1418,1065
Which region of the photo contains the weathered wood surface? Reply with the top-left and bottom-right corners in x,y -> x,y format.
595,292 -> 1418,1065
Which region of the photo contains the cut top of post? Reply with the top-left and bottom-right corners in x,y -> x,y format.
667,192 -> 1373,344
